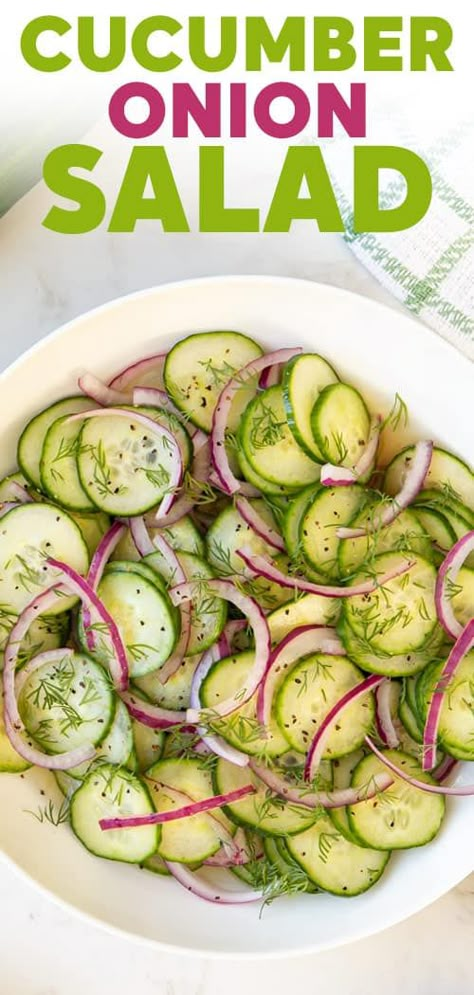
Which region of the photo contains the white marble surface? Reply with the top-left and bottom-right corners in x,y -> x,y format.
0,181 -> 473,993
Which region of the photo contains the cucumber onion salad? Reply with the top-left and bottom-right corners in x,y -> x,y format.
1,331 -> 474,909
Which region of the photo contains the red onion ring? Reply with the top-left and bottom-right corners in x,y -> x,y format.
99,783 -> 255,830
148,434 -> 210,527
320,416 -> 381,487
365,734 -> 474,795
249,759 -> 393,810
164,861 -> 261,904
375,680 -> 400,749
132,386 -> 183,422
257,625 -> 345,728
422,618 -> 474,771
433,755 -> 459,783
259,364 -> 282,389
152,532 -> 191,684
84,521 -> 126,651
204,828 -> 252,867
305,674 -> 384,781
211,348 -> 302,496
108,352 -> 166,392
189,639 -> 249,768
235,496 -> 285,552
78,373 -> 128,406
435,531 -> 474,640
7,481 -> 33,504
337,440 -> 433,539
237,547 -> 414,599
120,691 -> 186,730
169,579 -> 270,722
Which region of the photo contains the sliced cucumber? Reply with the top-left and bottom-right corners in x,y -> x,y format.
134,404 -> 192,473
40,414 -> 95,512
449,567 -> 474,630
398,697 -> 423,745
311,383 -> 371,468
132,720 -> 164,773
77,412 -> 178,516
201,650 -> 289,758
146,757 -> 233,863
214,757 -> 316,837
282,485 -> 321,559
89,567 -> 178,678
338,617 -> 445,678
338,504 -> 433,578
141,853 -> 170,876
142,551 -> 227,655
287,811 -> 389,896
414,507 -> 457,553
0,471 -> 33,502
103,558 -> 167,595
414,488 -> 474,529
276,654 -> 375,757
18,650 -> 114,755
55,698 -> 134,798
70,765 -> 159,863
164,331 -> 263,433
112,516 -> 204,562
237,444 -> 299,496
0,685 -> 31,772
18,396 -> 94,489
348,750 -> 445,850
134,655 -> 199,711
385,447 -> 474,512
0,612 -> 69,665
342,553 -> 437,656
329,749 -> 365,843
301,485 -> 366,578
70,511 -> 111,558
240,386 -> 321,489
282,354 -> 339,462
267,594 -> 341,647
0,503 -> 89,616
418,650 -> 474,761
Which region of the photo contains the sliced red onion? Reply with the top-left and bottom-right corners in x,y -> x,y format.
235,496 -> 285,552
422,618 -> 474,771
148,434 -> 210,527
375,680 -> 400,749
337,440 -> 433,539
365,734 -> 474,795
211,348 -> 302,496
435,531 -> 474,640
120,690 -> 186,730
84,521 -> 126,651
47,557 -> 129,691
108,352 -> 166,392
79,372 -> 128,406
67,406 -> 183,520
3,602 -> 96,771
249,759 -> 393,810
237,547 -> 413,599
170,579 -> 270,723
259,364 -> 282,389
99,783 -> 254,830
205,829 -> 252,867
190,640 -> 249,768
165,861 -> 261,905
132,386 -> 183,421
8,481 -> 33,503
433,755 -> 459,783
257,625 -> 344,728
129,515 -> 154,557
152,533 -> 191,684
0,502 -> 19,519
320,416 -> 381,488
305,674 -> 384,781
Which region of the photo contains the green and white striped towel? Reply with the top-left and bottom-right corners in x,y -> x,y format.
328,120 -> 474,361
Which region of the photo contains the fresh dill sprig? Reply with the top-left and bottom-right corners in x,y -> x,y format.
25,798 -> 70,827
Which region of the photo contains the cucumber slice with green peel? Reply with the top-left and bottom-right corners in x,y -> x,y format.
337,617 -> 445,678
0,471 -> 32,502
143,551 -> 227,654
237,444 -> 299,495
282,354 -> 339,462
112,516 -> 205,562
141,853 -> 171,876
413,507 -> 457,553
105,558 -> 168,594
398,697 -> 423,745
85,567 -> 178,679
70,765 -> 159,863
342,553 -> 438,656
240,386 -> 321,489
0,612 -> 69,665
0,503 -> 89,617
134,655 -> 199,710
384,447 -> 474,513
267,594 -> 341,647
413,489 -> 474,528
146,757 -> 234,864
0,686 -> 31,772
337,504 -> 433,579
449,566 -> 474,630
132,720 -> 165,773
69,511 -> 111,558
134,404 -> 193,473
201,650 -> 289,759
18,396 -> 94,489
310,383 -> 371,468
282,485 -> 321,558
40,415 -> 96,512
301,484 -> 366,579
418,650 -> 474,761
348,750 -> 445,850
77,413 -> 178,516
276,654 -> 375,757
214,757 -> 316,837
18,650 -> 114,755
287,811 -> 390,896
55,698 -> 135,798
164,331 -> 263,433
329,749 -> 366,844
263,837 -> 317,891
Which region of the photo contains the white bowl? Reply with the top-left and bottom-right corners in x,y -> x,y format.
0,276 -> 473,958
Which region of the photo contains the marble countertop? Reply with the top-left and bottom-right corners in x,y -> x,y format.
0,181 -> 473,994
